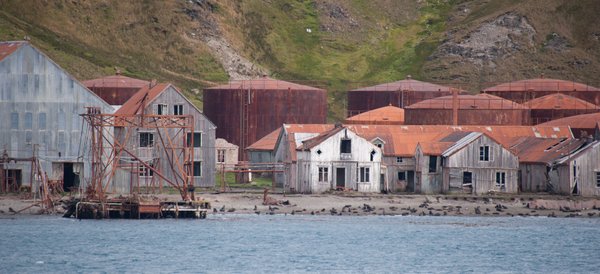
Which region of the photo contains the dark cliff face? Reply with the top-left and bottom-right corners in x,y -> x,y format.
1,0 -> 599,120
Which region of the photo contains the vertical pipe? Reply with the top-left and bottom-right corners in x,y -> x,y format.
452,88 -> 458,126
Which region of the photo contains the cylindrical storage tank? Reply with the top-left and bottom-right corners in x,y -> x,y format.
83,73 -> 150,105
524,93 -> 600,125
203,77 -> 327,158
347,76 -> 461,117
483,77 -> 600,105
405,94 -> 530,125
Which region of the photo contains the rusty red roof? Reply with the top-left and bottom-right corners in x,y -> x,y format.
115,83 -> 170,116
524,93 -> 600,110
509,137 -> 587,164
406,94 -> 527,110
345,105 -> 404,125
0,41 -> 26,62
301,126 -> 345,150
483,78 -> 600,93
538,112 -> 600,130
248,124 -> 573,157
83,74 -> 150,89
205,77 -> 324,91
350,78 -> 459,92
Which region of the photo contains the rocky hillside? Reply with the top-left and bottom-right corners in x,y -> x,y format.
1,0 -> 599,120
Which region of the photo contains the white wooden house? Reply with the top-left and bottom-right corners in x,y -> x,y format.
416,132 -> 519,194
550,140 -> 600,196
274,125 -> 382,193
215,138 -> 238,171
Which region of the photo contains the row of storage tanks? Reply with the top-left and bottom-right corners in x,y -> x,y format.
85,74 -> 600,158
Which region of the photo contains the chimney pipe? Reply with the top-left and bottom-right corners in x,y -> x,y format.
452,88 -> 459,126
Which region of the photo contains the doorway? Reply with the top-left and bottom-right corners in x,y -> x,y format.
406,171 -> 415,192
63,163 -> 80,191
2,169 -> 22,192
336,168 -> 345,190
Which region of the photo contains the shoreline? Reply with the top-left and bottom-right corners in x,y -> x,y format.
2,192 -> 600,218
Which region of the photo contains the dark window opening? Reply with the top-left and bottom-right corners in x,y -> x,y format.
428,156 -> 437,173
398,171 -> 406,181
139,132 -> 154,147
479,145 -> 490,161
173,104 -> 184,115
340,139 -> 351,153
186,132 -> 202,147
370,150 -> 376,161
193,161 -> 202,177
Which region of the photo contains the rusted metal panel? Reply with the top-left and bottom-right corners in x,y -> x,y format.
483,78 -> 600,105
405,109 -> 530,125
83,75 -> 150,106
204,79 -> 327,160
345,105 -> 404,125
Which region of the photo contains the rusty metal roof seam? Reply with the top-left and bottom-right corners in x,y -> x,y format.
483,78 -> 600,93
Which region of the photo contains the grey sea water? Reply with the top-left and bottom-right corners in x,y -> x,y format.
1,214 -> 599,273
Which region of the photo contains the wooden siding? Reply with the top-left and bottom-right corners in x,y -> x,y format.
519,164 -> 550,192
552,143 -> 600,196
0,44 -> 114,192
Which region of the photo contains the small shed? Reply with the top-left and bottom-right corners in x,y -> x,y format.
524,93 -> 600,124
215,138 -> 238,171
405,94 -> 530,125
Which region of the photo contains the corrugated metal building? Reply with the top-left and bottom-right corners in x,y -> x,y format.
483,77 -> 600,105
83,73 -> 149,106
344,105 -> 404,125
404,94 -> 531,125
524,93 -> 600,125
347,76 -> 461,116
0,41 -> 113,192
113,83 -> 216,189
203,76 -> 327,159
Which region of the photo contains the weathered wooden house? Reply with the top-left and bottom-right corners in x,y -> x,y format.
113,83 -> 216,190
415,132 -> 519,194
274,125 -> 382,193
509,137 -> 586,193
215,138 -> 238,171
550,140 -> 600,196
0,41 -> 113,192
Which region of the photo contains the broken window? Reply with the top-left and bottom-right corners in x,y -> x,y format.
217,149 -> 225,163
479,145 -> 490,161
596,172 -> 600,188
38,113 -> 46,130
398,171 -> 406,181
193,161 -> 202,177
139,132 -> 154,147
359,167 -> 370,183
318,167 -> 328,182
186,132 -> 202,147
340,139 -> 351,154
370,150 -> 376,162
495,172 -> 506,188
173,104 -> 184,115
24,112 -> 32,129
10,112 -> 18,129
139,164 -> 154,177
157,104 -> 168,115
428,156 -> 437,173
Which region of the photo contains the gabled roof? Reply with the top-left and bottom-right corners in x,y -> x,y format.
205,77 -> 324,91
406,94 -> 527,110
442,132 -> 484,157
538,112 -> 600,130
350,78 -> 458,92
301,126 -> 345,150
83,74 -> 150,89
345,105 -> 404,125
524,93 -> 600,110
0,41 -> 26,62
509,137 -> 587,165
115,83 -> 170,116
483,78 -> 600,92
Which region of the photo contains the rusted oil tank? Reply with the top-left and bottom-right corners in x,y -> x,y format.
524,93 -> 600,125
83,73 -> 149,105
203,77 -> 327,158
347,76 -> 462,117
405,94 -> 531,125
482,77 -> 600,105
